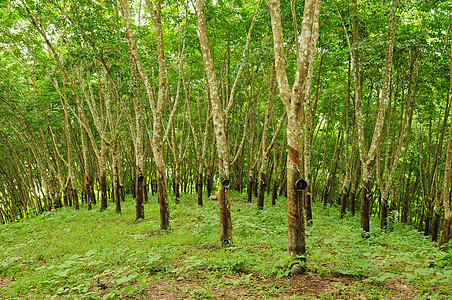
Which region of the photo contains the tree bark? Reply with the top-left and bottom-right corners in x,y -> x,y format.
268,0 -> 321,259
197,0 -> 233,243
352,0 -> 398,234
440,37 -> 452,247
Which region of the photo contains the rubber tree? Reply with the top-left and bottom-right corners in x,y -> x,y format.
197,0 -> 233,243
119,0 -> 181,229
268,0 -> 321,265
440,35 -> 452,247
351,0 -> 398,234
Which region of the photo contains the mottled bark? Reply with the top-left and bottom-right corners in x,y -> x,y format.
125,42 -> 146,218
401,162 -> 416,223
246,175 -> 254,203
187,91 -> 211,207
100,141 -> 108,211
136,173 -> 144,219
157,170 -> 170,230
113,156 -> 121,214
120,0 -> 172,228
257,172 -> 267,210
349,190 -> 356,215
361,180 -> 371,234
352,0 -> 398,234
377,50 -> 416,230
257,65 -> 277,210
197,0 -> 233,243
79,110 -> 94,211
197,173 -> 203,206
272,179 -> 278,206
340,186 -> 349,219
305,185 -> 313,225
268,0 -> 321,259
440,38 -> 452,247
432,211 -> 442,242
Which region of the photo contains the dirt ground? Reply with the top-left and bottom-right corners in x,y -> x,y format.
141,270 -> 416,300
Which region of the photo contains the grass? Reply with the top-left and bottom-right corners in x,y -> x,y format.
0,192 -> 451,299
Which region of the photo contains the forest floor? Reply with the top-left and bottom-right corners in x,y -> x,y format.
0,192 -> 451,299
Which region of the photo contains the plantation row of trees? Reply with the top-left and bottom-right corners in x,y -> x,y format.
0,0 -> 452,258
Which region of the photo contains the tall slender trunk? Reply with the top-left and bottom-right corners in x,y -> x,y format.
360,178 -> 371,234
257,172 -> 267,209
100,141 -> 108,211
340,186 -> 349,219
352,0 -> 398,234
197,0 -> 233,243
197,172 -> 203,206
440,37 -> 452,246
247,175 -> 254,203
268,0 -> 321,263
113,148 -> 121,214
378,50 -> 417,230
120,0 -> 172,228
136,172 -> 144,219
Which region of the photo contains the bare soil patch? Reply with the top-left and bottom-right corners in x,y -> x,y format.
141,270 -> 415,299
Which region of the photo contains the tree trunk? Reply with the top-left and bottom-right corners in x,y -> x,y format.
439,37 -> 452,247
247,175 -> 254,203
197,173 -> 203,206
197,0 -> 233,243
350,190 -> 356,215
380,197 -> 389,229
157,169 -> 170,230
174,164 -> 181,204
268,0 -> 321,262
257,172 -> 267,209
361,180 -> 371,234
113,162 -> 121,214
340,186 -> 349,219
353,0 -> 398,235
306,185 -> 313,225
100,141 -> 108,211
136,173 -> 144,219
272,179 -> 278,206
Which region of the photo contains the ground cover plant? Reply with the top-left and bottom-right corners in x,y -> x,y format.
1,193 -> 451,299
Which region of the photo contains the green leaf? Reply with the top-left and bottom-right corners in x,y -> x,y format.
375,272 -> 395,282
85,249 -> 98,257
116,275 -> 132,285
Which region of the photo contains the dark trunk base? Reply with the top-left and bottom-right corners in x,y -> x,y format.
72,188 -> 79,210
197,174 -> 203,206
381,200 -> 388,230
350,191 -> 356,215
136,174 -> 144,219
306,191 -> 312,225
424,214 -> 431,236
144,183 -> 149,203
361,182 -> 371,237
432,212 -> 441,242
257,173 -> 266,210
272,180 -> 278,206
175,182 -> 180,204
247,178 -> 253,203
206,176 -> 213,198
440,216 -> 452,247
158,173 -> 170,231
100,174 -> 108,211
323,186 -> 329,207
219,179 -> 232,244
131,178 -> 136,199
340,191 -> 348,219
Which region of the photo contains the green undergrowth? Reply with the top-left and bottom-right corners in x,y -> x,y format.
0,192 -> 451,299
